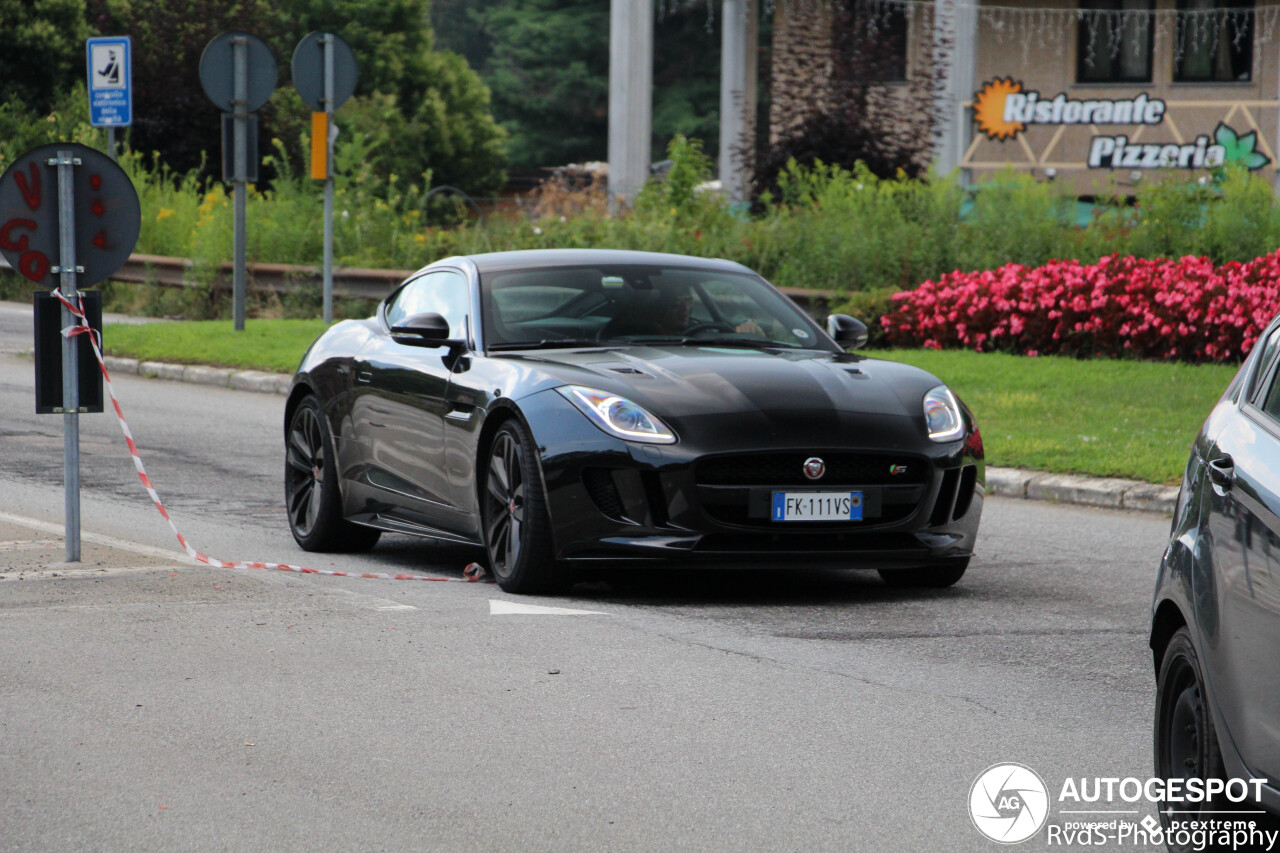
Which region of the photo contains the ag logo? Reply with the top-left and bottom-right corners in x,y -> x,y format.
968,763 -> 1050,844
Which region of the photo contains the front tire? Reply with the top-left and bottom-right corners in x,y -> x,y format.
481,420 -> 566,594
1155,627 -> 1226,845
285,395 -> 381,552
878,558 -> 969,588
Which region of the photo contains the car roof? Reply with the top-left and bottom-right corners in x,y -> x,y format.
452,249 -> 755,276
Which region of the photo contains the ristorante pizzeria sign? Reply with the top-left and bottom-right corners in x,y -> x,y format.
972,77 -> 1271,171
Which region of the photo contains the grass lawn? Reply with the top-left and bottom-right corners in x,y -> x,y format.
877,349 -> 1235,485
103,321 -> 1237,484
106,319 -> 329,374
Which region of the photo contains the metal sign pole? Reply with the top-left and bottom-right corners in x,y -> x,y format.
53,149 -> 81,562
323,34 -> 335,325
233,36 -> 248,332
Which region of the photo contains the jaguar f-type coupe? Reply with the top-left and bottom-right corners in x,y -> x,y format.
284,249 -> 984,593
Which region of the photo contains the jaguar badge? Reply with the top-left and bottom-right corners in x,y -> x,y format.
803,457 -> 825,480
889,464 -> 909,476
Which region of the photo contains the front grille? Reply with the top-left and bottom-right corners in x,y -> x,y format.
695,452 -> 929,487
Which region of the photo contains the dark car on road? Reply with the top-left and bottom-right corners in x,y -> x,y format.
1152,319 -> 1280,832
284,249 -> 984,593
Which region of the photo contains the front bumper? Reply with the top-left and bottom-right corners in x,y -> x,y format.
520,390 -> 984,570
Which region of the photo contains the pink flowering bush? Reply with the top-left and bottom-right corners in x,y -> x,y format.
881,252 -> 1280,362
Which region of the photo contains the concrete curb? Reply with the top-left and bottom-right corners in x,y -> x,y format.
986,467 -> 1179,514
100,354 -> 1182,515
105,355 -> 292,397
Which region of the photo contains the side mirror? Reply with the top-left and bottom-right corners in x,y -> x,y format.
827,314 -> 868,350
391,312 -> 462,348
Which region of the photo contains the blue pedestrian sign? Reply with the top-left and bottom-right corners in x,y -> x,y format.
86,37 -> 132,127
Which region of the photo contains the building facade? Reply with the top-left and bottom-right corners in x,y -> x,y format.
770,0 -> 1280,193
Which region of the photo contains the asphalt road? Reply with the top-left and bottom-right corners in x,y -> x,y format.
0,313 -> 1175,852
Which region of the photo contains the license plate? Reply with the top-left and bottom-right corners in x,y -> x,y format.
771,491 -> 863,522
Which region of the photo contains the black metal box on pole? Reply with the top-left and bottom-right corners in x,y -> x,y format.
34,290 -> 104,414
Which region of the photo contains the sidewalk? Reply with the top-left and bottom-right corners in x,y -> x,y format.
0,513 -> 190,582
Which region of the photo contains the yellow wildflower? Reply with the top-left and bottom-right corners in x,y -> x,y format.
156,207 -> 175,221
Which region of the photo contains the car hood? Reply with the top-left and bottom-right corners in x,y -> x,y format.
502,345 -> 945,450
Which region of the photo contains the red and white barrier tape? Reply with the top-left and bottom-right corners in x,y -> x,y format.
51,288 -> 489,585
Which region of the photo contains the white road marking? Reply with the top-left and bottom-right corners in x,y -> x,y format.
0,510 -> 200,564
489,599 -> 606,616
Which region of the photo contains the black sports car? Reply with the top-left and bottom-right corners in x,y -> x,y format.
284,249 -> 984,593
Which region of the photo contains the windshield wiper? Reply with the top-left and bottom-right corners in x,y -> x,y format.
487,338 -> 606,351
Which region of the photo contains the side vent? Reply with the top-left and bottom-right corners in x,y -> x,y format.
929,468 -> 961,527
583,468 -> 626,520
952,465 -> 978,520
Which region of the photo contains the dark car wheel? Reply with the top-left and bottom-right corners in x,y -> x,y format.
878,558 -> 969,588
1155,627 -> 1226,839
482,420 -> 567,594
285,395 -> 381,553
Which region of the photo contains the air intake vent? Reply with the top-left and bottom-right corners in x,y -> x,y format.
582,468 -> 626,520
952,465 -> 978,520
929,468 -> 961,526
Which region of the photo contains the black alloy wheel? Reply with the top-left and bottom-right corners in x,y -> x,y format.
482,420 -> 564,594
1155,627 -> 1226,846
284,396 -> 380,552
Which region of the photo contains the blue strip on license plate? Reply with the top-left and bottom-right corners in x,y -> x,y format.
771,491 -> 863,522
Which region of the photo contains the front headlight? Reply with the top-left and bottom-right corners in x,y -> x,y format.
923,385 -> 965,442
557,385 -> 676,444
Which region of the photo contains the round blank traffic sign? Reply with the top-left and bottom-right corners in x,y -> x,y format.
292,32 -> 358,112
199,31 -> 278,113
0,143 -> 140,287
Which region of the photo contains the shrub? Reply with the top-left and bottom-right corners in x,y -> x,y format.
882,252 -> 1280,362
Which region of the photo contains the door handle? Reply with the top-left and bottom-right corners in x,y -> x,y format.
1208,455 -> 1234,490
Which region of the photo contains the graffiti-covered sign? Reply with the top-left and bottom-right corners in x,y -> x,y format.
972,77 -> 1272,172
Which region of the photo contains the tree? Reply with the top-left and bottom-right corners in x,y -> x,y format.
0,0 -> 89,116
274,0 -> 508,195
755,0 -> 946,199
433,0 -> 732,172
85,0 -> 281,176
472,0 -> 611,170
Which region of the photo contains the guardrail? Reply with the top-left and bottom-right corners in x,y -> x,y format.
0,253 -> 838,317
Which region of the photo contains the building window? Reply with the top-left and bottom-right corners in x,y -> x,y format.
1175,0 -> 1253,82
1077,0 -> 1155,83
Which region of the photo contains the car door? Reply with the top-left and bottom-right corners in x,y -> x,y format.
350,269 -> 471,531
1202,323 -> 1280,779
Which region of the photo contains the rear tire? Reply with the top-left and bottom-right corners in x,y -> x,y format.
284,395 -> 381,553
878,558 -> 968,588
1155,627 -> 1227,848
481,420 -> 567,594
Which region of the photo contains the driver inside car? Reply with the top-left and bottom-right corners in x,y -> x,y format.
607,290 -> 764,338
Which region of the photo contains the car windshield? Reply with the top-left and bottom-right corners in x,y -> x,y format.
480,264 -> 832,351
